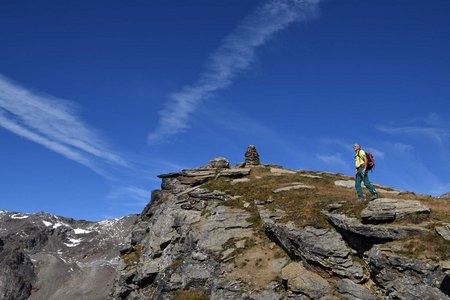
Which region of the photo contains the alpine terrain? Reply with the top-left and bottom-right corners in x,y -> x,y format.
2,146 -> 450,300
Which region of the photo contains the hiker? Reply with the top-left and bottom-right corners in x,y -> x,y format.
353,144 -> 378,202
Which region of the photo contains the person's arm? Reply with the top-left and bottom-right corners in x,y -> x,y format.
362,154 -> 368,173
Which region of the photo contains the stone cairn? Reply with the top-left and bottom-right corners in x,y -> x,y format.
244,145 -> 260,166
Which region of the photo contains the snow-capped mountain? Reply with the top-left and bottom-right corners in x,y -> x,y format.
0,210 -> 137,300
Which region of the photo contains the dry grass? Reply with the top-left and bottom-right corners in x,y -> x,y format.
202,165 -> 450,259
224,235 -> 289,291
389,232 -> 450,261
121,244 -> 142,264
173,288 -> 210,300
202,166 -> 364,228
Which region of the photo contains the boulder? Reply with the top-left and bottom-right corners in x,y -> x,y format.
334,180 -> 355,189
436,224 -> 450,241
324,212 -> 430,240
336,279 -> 377,300
270,167 -> 296,175
208,157 -> 230,169
231,178 -> 251,184
361,198 -> 430,223
281,262 -> 331,298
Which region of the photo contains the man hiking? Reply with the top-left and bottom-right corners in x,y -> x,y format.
354,144 -> 378,202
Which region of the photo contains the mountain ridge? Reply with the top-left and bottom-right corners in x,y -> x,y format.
110,152 -> 450,299
0,210 -> 137,300
2,147 -> 450,299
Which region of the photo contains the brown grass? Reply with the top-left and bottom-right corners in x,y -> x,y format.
121,244 -> 142,264
202,165 -> 450,259
173,288 -> 210,300
391,232 -> 450,261
202,166 -> 362,228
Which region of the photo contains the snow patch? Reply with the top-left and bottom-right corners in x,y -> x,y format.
74,228 -> 91,234
53,221 -> 71,229
43,221 -> 52,227
11,214 -> 29,219
65,238 -> 82,247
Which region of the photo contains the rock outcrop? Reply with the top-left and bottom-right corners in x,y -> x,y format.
324,212 -> 429,240
361,198 -> 430,223
109,152 -> 450,299
368,245 -> 450,299
0,246 -> 35,300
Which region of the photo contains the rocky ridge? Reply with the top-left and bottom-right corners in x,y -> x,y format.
0,210 -> 136,300
2,146 -> 450,300
111,148 -> 450,299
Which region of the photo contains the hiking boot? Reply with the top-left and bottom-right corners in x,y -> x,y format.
357,197 -> 364,203
370,194 -> 378,201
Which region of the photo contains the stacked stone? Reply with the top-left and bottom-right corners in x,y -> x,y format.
244,145 -> 260,166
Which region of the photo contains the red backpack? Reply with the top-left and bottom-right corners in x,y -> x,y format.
366,151 -> 375,171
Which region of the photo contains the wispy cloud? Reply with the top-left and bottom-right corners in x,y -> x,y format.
0,75 -> 128,175
393,143 -> 414,153
148,0 -> 321,143
376,125 -> 448,145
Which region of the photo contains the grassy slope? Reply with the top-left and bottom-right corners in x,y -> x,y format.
202,165 -> 450,261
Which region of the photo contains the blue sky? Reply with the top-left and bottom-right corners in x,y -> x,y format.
1,0 -> 449,221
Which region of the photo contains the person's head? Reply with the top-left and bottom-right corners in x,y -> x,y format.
353,144 -> 361,152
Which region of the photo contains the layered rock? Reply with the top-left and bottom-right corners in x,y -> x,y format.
361,198 -> 430,223
257,205 -> 365,282
324,212 -> 429,240
281,262 -> 331,298
111,151 -> 450,299
158,166 -> 250,195
336,279 -> 377,300
368,245 -> 450,299
436,224 -> 450,241
113,163 -> 260,299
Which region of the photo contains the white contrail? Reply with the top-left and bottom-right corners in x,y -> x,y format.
148,0 -> 321,143
0,75 -> 128,174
